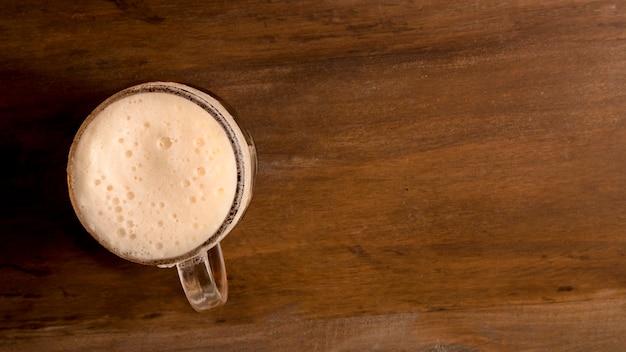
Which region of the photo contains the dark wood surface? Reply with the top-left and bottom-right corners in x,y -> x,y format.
2,1 -> 626,351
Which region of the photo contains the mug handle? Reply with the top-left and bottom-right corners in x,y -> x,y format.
176,243 -> 228,312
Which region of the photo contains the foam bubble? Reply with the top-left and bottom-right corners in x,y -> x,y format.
158,137 -> 172,150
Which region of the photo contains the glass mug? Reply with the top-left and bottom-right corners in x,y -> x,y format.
67,82 -> 256,312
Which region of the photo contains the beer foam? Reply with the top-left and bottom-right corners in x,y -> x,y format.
69,92 -> 238,263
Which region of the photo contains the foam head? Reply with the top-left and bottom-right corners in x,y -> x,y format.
68,87 -> 241,264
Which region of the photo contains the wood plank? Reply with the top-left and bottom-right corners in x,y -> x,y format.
1,0 -> 625,350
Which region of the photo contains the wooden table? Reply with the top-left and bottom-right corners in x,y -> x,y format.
2,1 -> 625,350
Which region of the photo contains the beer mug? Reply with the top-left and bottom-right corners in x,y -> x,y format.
67,82 -> 256,311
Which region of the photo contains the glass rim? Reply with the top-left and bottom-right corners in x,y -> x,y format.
67,82 -> 250,266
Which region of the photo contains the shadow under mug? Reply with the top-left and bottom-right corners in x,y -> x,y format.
67,82 -> 256,312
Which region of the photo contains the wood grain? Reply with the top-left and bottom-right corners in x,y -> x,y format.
1,0 -> 625,351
